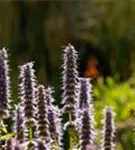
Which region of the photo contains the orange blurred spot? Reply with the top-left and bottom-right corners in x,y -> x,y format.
84,56 -> 100,79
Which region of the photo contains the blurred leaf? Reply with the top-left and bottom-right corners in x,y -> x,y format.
1,127 -> 8,134
0,133 -> 14,141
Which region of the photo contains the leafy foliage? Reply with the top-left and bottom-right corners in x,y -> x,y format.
94,76 -> 135,149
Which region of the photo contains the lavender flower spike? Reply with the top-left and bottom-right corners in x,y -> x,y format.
4,138 -> 13,150
36,85 -> 50,143
45,87 -> 63,148
79,108 -> 94,150
0,48 -> 10,118
78,78 -> 92,110
4,139 -> 22,150
13,103 -> 24,142
48,105 -> 63,147
34,140 -> 49,150
62,44 -> 79,119
13,140 -> 22,150
19,62 -> 37,140
101,107 -> 115,150
45,87 -> 55,105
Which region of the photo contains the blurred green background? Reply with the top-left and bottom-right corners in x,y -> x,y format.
0,0 -> 135,149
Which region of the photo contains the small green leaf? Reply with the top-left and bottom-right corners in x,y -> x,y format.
0,133 -> 14,141
1,127 -> 8,134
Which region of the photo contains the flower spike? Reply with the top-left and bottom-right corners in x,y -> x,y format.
0,48 -> 11,118
101,107 -> 115,150
13,103 -> 24,142
79,108 -> 95,150
36,85 -> 50,143
61,44 -> 79,119
78,78 -> 92,110
19,62 -> 37,140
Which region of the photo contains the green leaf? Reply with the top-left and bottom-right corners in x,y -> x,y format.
0,133 -> 14,141
1,127 -> 8,134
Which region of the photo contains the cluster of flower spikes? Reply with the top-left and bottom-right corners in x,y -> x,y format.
61,44 -> 117,150
61,44 -> 96,149
0,46 -> 117,150
61,44 -> 116,150
13,61 -> 62,149
16,62 -> 62,149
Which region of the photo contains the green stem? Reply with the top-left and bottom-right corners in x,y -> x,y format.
0,118 -> 7,149
0,129 -> 1,149
29,126 -> 32,142
28,126 -> 33,150
69,113 -> 72,122
69,113 -> 73,150
0,118 -> 7,134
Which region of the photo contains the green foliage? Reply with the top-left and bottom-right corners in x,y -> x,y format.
94,75 -> 135,149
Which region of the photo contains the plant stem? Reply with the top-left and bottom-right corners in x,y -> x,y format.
0,118 -> 7,149
29,126 -> 32,142
28,126 -> 33,150
69,113 -> 73,150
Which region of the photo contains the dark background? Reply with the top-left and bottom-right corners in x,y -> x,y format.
1,1 -> 134,83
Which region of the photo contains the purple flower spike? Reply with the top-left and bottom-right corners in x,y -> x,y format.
34,140 -> 49,150
78,78 -> 92,110
19,62 -> 37,140
24,140 -> 37,150
101,107 -> 115,150
45,87 -> 63,149
13,140 -> 22,150
76,78 -> 94,133
45,87 -> 55,105
0,48 -> 10,119
61,44 -> 79,119
79,108 -> 94,150
13,103 -> 24,142
36,85 -> 50,143
4,139 -> 22,150
4,138 -> 13,150
48,105 -> 63,147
